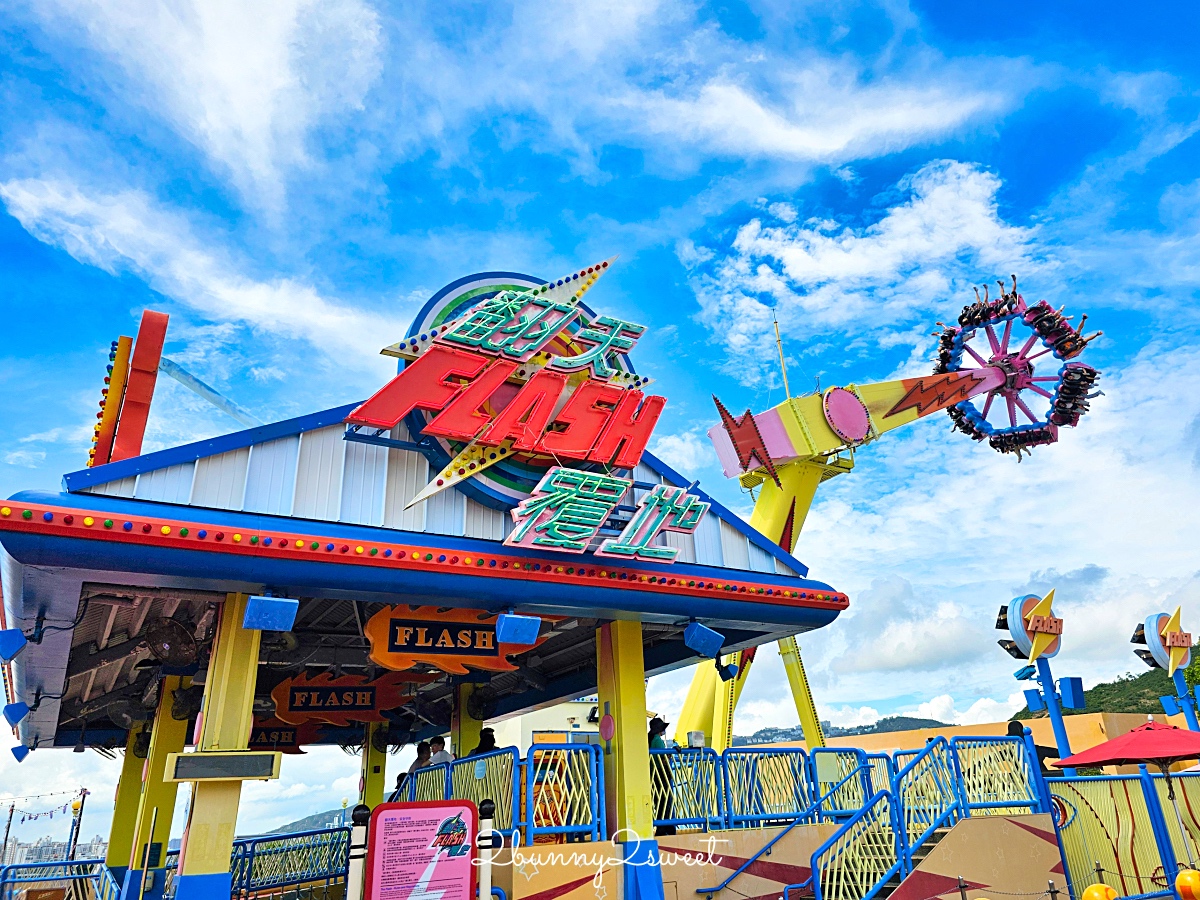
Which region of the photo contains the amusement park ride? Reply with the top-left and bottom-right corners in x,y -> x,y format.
0,259 -> 1109,900
677,276 -> 1103,751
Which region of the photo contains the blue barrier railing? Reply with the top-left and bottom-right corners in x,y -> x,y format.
525,743 -> 605,842
230,826 -> 350,896
0,859 -> 108,900
722,746 -> 813,828
650,747 -> 725,831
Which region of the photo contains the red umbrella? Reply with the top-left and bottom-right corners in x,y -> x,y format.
1055,720 -> 1200,854
1055,722 -> 1200,773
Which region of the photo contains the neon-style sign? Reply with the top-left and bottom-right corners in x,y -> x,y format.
347,261 -> 710,561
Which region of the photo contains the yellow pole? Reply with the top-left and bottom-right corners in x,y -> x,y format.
596,620 -> 654,840
360,723 -> 388,809
778,636 -> 825,748
672,662 -> 717,746
128,676 -> 191,873
175,593 -> 261,899
106,727 -> 148,871
450,683 -> 483,759
748,460 -> 826,554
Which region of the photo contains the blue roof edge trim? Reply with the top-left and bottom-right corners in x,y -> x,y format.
62,402 -> 362,492
57,402 -> 808,579
3,490 -> 836,593
639,451 -> 810,577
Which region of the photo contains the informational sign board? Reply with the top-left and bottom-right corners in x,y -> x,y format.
363,800 -> 478,900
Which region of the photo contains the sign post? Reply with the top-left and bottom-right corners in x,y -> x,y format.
363,801 -> 477,900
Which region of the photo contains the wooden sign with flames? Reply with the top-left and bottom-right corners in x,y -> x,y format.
269,670 -> 435,726
364,606 -> 553,674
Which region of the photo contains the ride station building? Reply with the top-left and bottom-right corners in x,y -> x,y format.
0,263 -> 851,900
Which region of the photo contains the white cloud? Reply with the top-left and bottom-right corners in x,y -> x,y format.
620,68 -> 1006,165
821,704 -> 882,728
4,449 -> 46,467
693,160 -> 1043,385
911,693 -> 1025,726
0,178 -> 408,369
25,0 -> 383,210
651,428 -> 714,474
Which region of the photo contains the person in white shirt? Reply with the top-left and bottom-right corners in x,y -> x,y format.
428,735 -> 454,766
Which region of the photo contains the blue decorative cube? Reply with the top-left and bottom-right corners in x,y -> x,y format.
243,596 -> 299,632
1023,688 -> 1046,713
1058,676 -> 1085,710
683,622 -> 725,659
0,628 -> 27,662
496,613 -> 541,646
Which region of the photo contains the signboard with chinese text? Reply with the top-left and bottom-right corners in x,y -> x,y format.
345,261 -> 710,561
364,801 -> 477,900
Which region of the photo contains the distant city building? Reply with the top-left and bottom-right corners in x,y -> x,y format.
1,835 -> 107,865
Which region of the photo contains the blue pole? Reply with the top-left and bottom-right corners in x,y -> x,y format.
1172,671 -> 1200,731
1022,727 -> 1052,815
1036,658 -> 1076,777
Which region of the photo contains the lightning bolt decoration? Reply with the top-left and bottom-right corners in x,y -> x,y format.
1162,605 -> 1190,676
883,370 -> 991,420
1025,589 -> 1059,663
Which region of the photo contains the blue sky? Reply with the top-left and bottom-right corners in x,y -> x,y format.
2,0 -> 1200,839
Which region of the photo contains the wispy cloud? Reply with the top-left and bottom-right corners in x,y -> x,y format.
688,160 -> 1044,386
21,0 -> 383,211
0,177 -> 408,367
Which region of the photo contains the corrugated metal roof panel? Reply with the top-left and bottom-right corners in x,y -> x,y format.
134,462 -> 195,504
719,519 -> 750,570
747,541 -> 775,574
243,435 -> 299,515
464,498 -> 510,541
190,447 -> 250,510
693,510 -> 723,567
292,426 -> 344,521
382,445 -> 427,531
83,476 -> 137,498
425,483 -> 465,536
774,557 -> 799,578
663,530 -> 696,563
340,440 -> 387,526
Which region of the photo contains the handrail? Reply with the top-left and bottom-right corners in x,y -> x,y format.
892,737 -> 961,869
695,763 -> 870,896
799,790 -> 902,900
1,859 -> 108,900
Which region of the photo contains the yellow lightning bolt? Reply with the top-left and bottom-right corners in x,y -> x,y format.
1025,588 -> 1058,662
1162,605 -> 1188,676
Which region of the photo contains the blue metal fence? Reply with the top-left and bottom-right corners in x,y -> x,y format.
0,859 -> 111,900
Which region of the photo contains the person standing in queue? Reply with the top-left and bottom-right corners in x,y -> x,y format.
429,735 -> 454,766
648,716 -> 676,836
469,727 -> 498,757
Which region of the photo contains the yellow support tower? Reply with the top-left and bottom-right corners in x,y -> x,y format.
596,619 -> 664,900
126,675 -> 191,893
174,593 -> 262,900
450,683 -> 484,760
105,726 -> 148,876
778,636 -> 825,748
360,722 -> 388,809
596,620 -> 654,838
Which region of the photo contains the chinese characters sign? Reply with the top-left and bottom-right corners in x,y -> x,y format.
503,467 -> 710,562
347,260 -> 709,561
